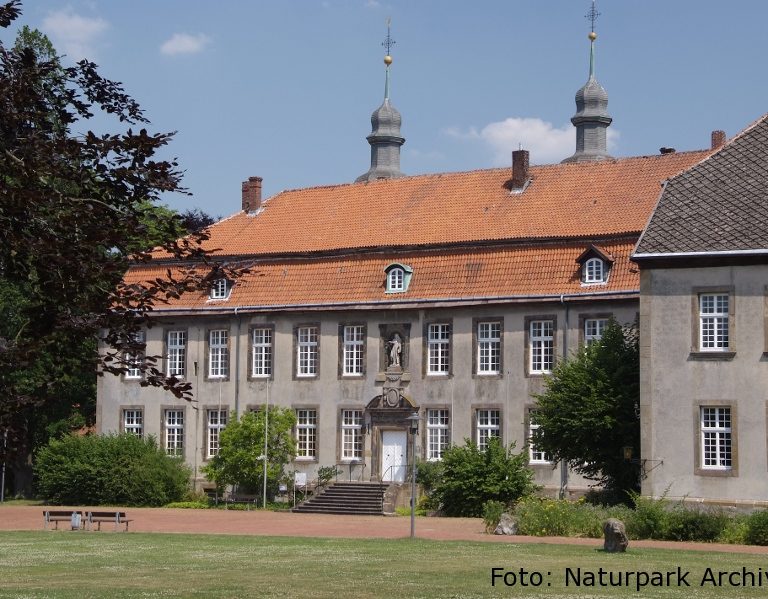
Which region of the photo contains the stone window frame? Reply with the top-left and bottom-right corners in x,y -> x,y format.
165,328 -> 188,378
206,327 -> 230,381
293,323 -> 321,380
524,405 -> 554,467
423,319 -> 453,378
338,323 -> 367,379
472,317 -> 504,378
161,406 -> 185,457
524,315 -> 557,377
294,406 -> 319,462
203,407 -> 229,461
473,406 -> 502,450
248,324 -> 274,381
693,400 -> 738,478
338,407 -> 364,462
578,313 -> 613,346
121,406 -> 144,438
689,286 -> 735,360
123,329 -> 146,381
424,406 -> 451,461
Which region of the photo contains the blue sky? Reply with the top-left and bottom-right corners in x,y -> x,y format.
6,1 -> 768,217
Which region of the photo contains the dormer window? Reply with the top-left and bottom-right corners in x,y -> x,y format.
209,278 -> 232,300
584,258 -> 605,284
576,246 -> 613,286
384,263 -> 413,294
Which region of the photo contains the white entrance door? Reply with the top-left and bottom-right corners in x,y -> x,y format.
381,430 -> 407,482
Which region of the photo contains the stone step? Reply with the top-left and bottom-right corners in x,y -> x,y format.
292,481 -> 388,515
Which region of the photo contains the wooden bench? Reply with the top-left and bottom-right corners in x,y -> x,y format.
43,510 -> 84,530
85,510 -> 133,532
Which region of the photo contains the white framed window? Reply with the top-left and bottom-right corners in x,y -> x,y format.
125,330 -> 145,379
699,294 -> 729,351
341,409 -> 363,460
528,411 -> 551,464
343,325 -> 365,376
296,409 -> 317,459
583,258 -> 606,284
164,409 -> 184,456
584,318 -> 608,345
297,326 -> 318,377
426,409 -> 450,461
123,409 -> 143,437
167,330 -> 186,377
206,409 -> 228,459
477,321 -> 501,375
209,329 -> 229,378
427,323 -> 451,375
701,407 -> 732,470
476,409 -> 500,451
251,327 -> 272,378
530,320 -> 554,374
387,267 -> 405,293
209,278 -> 231,300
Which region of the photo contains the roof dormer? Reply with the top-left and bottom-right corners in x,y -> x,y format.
576,245 -> 614,285
384,263 -> 413,293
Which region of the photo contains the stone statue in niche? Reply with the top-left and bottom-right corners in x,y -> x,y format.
387,333 -> 402,369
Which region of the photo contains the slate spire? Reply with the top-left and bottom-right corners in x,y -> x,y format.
356,20 -> 406,182
562,1 -> 613,163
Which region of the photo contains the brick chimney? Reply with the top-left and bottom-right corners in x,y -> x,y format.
711,130 -> 726,150
511,149 -> 530,190
241,176 -> 262,213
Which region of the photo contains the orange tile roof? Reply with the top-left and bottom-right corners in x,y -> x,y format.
128,240 -> 639,311
176,150 -> 709,258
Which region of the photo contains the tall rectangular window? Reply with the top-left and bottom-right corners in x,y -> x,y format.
207,409 -> 228,459
167,330 -> 186,377
123,409 -> 143,437
341,409 -> 363,460
297,326 -> 318,377
164,409 -> 184,456
209,329 -> 229,378
530,320 -> 554,374
528,411 -> 551,464
701,407 -> 732,470
251,327 -> 273,378
476,409 -> 500,451
477,321 -> 501,375
426,409 -> 450,461
296,409 -> 317,459
427,323 -> 451,375
584,318 -> 608,345
343,325 -> 365,376
699,294 -> 729,351
125,330 -> 145,379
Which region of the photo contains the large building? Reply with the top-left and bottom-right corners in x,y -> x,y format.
633,114 -> 768,509
97,28 -> 717,497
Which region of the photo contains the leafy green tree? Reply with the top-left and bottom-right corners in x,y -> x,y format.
430,438 -> 537,517
531,320 -> 640,498
203,407 -> 297,500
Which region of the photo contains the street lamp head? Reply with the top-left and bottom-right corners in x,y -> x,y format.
407,412 -> 419,434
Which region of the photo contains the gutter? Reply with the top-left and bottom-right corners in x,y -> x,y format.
633,248 -> 768,260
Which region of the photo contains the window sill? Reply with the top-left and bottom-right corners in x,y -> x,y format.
688,351 -> 736,361
475,372 -> 503,379
695,467 -> 736,477
294,457 -> 318,463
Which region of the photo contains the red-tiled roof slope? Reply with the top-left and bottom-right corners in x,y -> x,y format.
129,240 -> 638,311
185,151 -> 709,258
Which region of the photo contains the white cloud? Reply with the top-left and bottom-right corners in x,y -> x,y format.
445,117 -> 620,165
41,8 -> 108,60
365,0 -> 382,7
160,33 -> 211,57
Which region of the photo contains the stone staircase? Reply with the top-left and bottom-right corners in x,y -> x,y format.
292,481 -> 388,515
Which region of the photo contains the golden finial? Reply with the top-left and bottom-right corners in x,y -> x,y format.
588,31 -> 597,41
384,55 -> 393,65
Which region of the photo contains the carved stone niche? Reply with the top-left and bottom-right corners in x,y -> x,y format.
378,323 -> 411,375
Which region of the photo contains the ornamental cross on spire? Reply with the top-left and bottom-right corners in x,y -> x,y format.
586,0 -> 600,33
382,17 -> 395,55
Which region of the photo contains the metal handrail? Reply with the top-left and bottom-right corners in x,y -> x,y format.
378,464 -> 407,484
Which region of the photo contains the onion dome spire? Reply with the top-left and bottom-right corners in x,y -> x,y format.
356,19 -> 406,182
562,1 -> 613,163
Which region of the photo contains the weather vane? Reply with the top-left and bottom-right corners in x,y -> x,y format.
586,0 -> 600,34
382,17 -> 395,57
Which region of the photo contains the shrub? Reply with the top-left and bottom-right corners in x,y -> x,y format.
35,433 -> 190,506
624,494 -> 669,540
316,466 -> 340,488
165,501 -> 210,509
514,497 -> 614,538
431,438 -> 536,517
718,514 -> 748,545
664,506 -> 729,542
482,500 -> 505,533
746,510 -> 768,546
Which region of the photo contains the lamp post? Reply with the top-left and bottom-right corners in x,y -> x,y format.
406,412 -> 419,539
0,428 -> 7,503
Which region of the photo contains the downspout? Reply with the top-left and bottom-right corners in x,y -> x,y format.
234,307 -> 241,417
559,294 -> 569,500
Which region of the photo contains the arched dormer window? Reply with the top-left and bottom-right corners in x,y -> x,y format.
384,263 -> 413,294
576,245 -> 613,286
209,278 -> 232,300
584,257 -> 605,284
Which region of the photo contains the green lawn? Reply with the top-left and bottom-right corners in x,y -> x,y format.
1,531 -> 766,598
